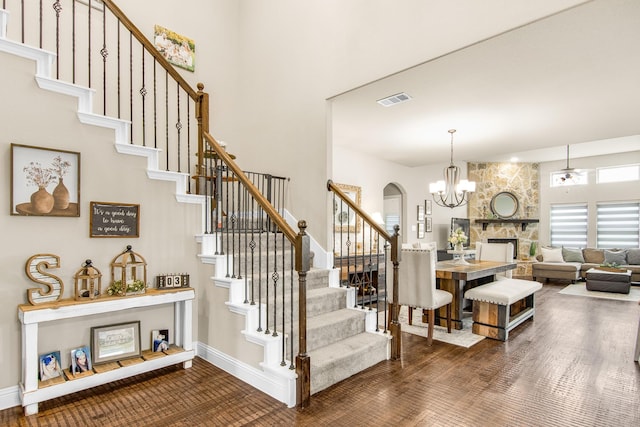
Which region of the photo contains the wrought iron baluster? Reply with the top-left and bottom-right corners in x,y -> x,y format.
175,85 -> 181,170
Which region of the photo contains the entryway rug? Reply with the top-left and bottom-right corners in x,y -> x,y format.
559,282 -> 640,302
380,305 -> 485,348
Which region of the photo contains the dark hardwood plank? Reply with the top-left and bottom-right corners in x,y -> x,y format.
1,283 -> 639,426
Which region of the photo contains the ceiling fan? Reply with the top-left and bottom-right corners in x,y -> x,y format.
557,144 -> 585,183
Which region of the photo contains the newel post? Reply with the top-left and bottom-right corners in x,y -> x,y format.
390,225 -> 402,360
295,220 -> 311,408
195,83 -> 209,195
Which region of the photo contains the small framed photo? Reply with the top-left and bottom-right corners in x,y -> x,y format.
417,223 -> 425,239
39,351 -> 62,381
425,200 -> 432,216
70,346 -> 92,374
91,321 -> 141,365
426,217 -> 433,233
151,329 -> 170,352
417,204 -> 425,222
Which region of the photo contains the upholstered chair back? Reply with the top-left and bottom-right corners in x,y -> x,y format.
386,248 -> 439,308
475,242 -> 514,279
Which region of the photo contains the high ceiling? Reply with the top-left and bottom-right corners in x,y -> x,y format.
330,0 -> 640,167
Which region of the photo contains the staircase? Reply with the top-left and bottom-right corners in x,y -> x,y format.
0,3 -> 390,408
202,230 -> 390,400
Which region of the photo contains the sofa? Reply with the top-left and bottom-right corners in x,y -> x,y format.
531,247 -> 640,283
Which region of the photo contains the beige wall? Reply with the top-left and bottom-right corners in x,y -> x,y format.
0,56 -> 203,387
212,0 -> 589,249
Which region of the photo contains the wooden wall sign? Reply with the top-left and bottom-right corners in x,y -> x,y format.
90,201 -> 140,238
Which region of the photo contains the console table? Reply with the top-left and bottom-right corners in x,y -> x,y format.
18,288 -> 195,415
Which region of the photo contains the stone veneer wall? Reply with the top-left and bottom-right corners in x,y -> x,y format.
467,162 -> 540,259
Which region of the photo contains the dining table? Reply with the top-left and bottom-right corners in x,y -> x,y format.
435,259 -> 517,330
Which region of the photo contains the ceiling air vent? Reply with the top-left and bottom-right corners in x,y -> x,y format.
376,92 -> 412,107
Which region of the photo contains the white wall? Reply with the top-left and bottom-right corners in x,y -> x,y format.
539,151 -> 640,247
333,145 -> 469,249
207,0 -> 589,249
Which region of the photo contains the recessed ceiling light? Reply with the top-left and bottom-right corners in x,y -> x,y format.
376,92 -> 412,107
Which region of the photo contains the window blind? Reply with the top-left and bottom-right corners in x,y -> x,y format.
550,203 -> 588,248
596,202 -> 640,248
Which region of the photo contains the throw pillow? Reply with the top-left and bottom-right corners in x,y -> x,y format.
604,249 -> 627,265
583,248 -> 605,264
541,247 -> 564,263
627,248 -> 640,265
562,247 -> 585,263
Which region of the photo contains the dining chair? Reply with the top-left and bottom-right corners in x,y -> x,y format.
475,242 -> 514,279
387,247 -> 452,345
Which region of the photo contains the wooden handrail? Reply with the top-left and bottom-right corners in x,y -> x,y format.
327,179 -> 400,358
203,132 -> 297,243
102,0 -> 198,101
327,179 -> 391,241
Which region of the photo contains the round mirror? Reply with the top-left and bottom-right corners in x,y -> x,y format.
490,192 -> 519,218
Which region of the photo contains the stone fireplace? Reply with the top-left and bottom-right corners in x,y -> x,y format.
467,162 -> 539,260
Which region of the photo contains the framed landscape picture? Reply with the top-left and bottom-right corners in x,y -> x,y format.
154,25 -> 195,72
91,321 -> 141,365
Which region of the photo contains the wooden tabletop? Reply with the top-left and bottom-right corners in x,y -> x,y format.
436,260 -> 517,281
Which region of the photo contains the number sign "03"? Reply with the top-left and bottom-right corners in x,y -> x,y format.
156,273 -> 190,289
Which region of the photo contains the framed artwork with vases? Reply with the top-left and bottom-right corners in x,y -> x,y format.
11,144 -> 80,217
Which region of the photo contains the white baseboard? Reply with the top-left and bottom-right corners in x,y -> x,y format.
196,341 -> 297,408
0,385 -> 21,411
0,340 -> 297,411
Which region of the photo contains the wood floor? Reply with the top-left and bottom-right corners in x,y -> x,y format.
2,282 -> 639,426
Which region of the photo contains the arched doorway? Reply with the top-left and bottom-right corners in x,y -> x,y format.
383,183 -> 405,242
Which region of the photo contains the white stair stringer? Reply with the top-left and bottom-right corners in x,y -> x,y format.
0,37 -> 54,78
0,13 -> 205,217
37,76 -> 95,113
213,275 -> 298,407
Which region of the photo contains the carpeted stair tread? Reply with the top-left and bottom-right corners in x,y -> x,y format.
309,331 -> 389,394
272,287 -> 347,329
305,308 -> 366,352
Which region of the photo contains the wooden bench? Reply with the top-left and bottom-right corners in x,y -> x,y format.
464,279 -> 542,341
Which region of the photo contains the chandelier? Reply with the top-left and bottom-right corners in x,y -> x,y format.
429,129 -> 476,208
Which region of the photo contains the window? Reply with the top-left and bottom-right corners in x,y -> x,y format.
597,164 -> 640,184
596,202 -> 640,249
550,203 -> 588,248
550,170 -> 588,187
384,214 -> 400,236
